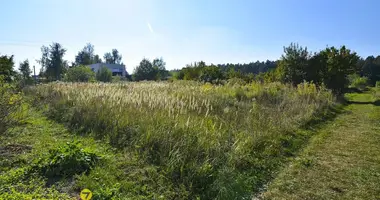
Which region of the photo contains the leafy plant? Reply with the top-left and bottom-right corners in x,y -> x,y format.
0,76 -> 23,134
64,65 -> 95,82
32,141 -> 100,178
348,74 -> 368,90
96,66 -> 112,82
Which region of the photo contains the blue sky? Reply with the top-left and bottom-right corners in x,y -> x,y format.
1,0 -> 379,73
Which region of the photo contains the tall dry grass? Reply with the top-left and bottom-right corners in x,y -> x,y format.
26,80 -> 335,199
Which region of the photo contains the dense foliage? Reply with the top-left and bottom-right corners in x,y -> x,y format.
0,76 -> 22,134
96,66 -> 112,82
64,65 -> 95,82
74,43 -> 102,65
277,44 -> 360,93
37,43 -> 68,81
31,141 -> 100,178
0,55 -> 16,82
133,58 -> 168,81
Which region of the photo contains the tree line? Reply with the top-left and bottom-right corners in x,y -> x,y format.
171,43 -> 380,93
1,42 -> 380,92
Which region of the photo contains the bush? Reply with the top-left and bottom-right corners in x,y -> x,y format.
0,76 -> 23,133
376,81 -> 380,88
349,74 -> 368,90
31,141 -> 100,178
112,75 -> 129,83
64,66 -> 95,82
96,66 -> 112,82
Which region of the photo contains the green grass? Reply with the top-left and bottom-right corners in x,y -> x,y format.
3,82 -> 380,199
1,106 -> 186,199
262,89 -> 380,199
15,81 -> 337,199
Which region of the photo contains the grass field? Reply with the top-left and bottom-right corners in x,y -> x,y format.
0,80 -> 337,199
262,89 -> 380,199
3,81 -> 379,199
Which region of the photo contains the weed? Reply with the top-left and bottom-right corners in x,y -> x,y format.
31,141 -> 100,178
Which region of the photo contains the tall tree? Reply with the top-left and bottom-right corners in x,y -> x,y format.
94,54 -> 102,63
18,59 -> 32,80
278,43 -> 310,85
133,58 -> 155,81
0,55 -> 15,82
153,57 -> 167,80
75,43 -> 102,65
38,42 -> 67,81
112,49 -> 122,64
320,46 -> 359,92
361,55 -> 380,84
104,49 -> 122,64
103,52 -> 113,64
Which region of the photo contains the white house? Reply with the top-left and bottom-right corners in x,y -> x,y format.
89,63 -> 126,77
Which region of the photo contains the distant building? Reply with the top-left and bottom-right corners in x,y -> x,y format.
89,63 -> 126,76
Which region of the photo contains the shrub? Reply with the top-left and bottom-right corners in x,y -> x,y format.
0,76 -> 23,134
64,66 -> 95,82
376,81 -> 380,88
349,74 -> 368,90
96,66 -> 112,82
31,141 -> 100,178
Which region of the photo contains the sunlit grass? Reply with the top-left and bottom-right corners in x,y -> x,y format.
25,80 -> 335,199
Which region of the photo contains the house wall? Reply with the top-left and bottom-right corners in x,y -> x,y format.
89,63 -> 126,77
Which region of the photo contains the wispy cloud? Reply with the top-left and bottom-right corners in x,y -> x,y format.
147,22 -> 154,34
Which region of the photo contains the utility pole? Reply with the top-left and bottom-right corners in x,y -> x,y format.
33,65 -> 37,84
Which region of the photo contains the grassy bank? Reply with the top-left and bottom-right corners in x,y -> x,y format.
22,81 -> 335,199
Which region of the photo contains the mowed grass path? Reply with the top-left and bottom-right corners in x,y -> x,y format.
263,91 -> 380,200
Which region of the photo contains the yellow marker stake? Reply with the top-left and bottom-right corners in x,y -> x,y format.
80,189 -> 93,200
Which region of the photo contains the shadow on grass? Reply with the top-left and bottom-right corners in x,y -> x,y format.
343,87 -> 370,94
300,104 -> 346,130
343,88 -> 364,94
346,100 -> 380,106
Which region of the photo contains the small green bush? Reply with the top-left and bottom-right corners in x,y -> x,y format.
32,141 -> 100,178
376,81 -> 380,88
0,75 -> 23,134
349,74 -> 368,90
96,66 -> 112,82
64,66 -> 95,82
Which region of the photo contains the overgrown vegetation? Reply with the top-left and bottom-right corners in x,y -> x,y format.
25,81 -> 335,199
31,141 -> 100,178
0,76 -> 23,134
64,65 -> 95,82
96,66 -> 112,82
2,39 -> 380,198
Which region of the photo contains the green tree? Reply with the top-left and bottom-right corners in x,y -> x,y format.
278,43 -> 310,85
361,56 -> 380,85
38,43 -> 67,81
75,43 -> 102,65
96,66 -> 112,82
133,58 -> 156,81
199,64 -> 223,83
104,49 -> 122,64
0,55 -> 15,82
94,54 -> 102,63
319,46 -> 359,93
153,57 -> 168,80
64,65 -> 95,82
19,59 -> 32,80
